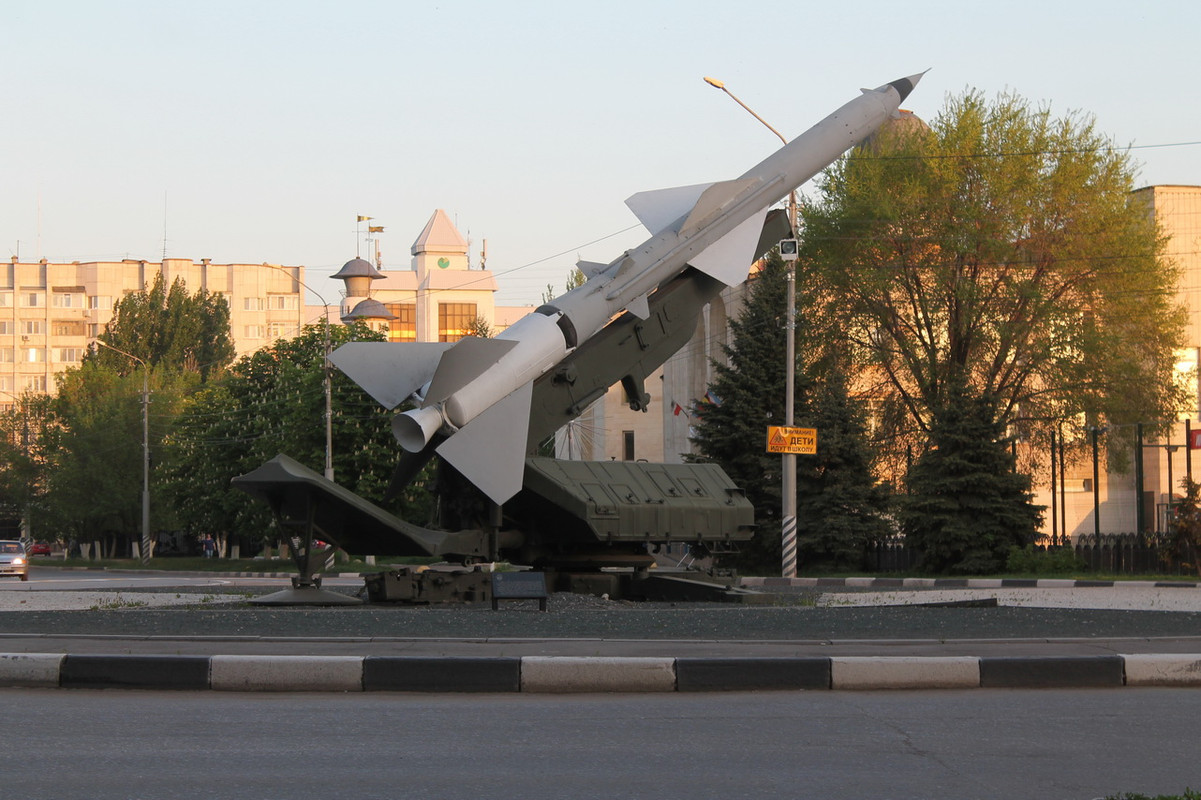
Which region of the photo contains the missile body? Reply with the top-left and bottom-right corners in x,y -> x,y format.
332,72 -> 923,504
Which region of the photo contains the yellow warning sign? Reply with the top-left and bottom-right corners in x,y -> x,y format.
767,426 -> 817,455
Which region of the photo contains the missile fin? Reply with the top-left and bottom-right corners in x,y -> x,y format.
688,208 -> 771,287
435,380 -> 533,505
627,292 -> 650,320
625,182 -> 714,235
425,336 -> 519,405
678,177 -> 762,237
329,341 -> 454,409
576,260 -> 609,279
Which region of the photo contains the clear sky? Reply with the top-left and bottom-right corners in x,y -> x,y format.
6,0 -> 1199,307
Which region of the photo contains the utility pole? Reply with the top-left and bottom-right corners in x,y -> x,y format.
95,341 -> 151,564
705,76 -> 799,577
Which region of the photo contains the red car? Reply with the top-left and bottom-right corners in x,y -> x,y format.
27,542 -> 52,557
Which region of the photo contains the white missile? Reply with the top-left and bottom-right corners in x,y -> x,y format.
332,72 -> 925,505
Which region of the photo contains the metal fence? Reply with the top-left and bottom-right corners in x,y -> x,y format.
863,535 -> 1199,577
865,537 -> 916,572
1071,534 -> 1198,577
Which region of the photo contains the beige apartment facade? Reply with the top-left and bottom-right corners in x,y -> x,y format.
1,212 -> 528,415
0,257 -> 305,409
1047,184 -> 1201,539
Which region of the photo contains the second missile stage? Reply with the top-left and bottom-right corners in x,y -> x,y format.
332,71 -> 925,505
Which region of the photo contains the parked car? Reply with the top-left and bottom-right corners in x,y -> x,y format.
27,542 -> 52,558
0,540 -> 29,581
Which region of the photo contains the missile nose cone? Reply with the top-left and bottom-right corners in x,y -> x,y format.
887,70 -> 929,104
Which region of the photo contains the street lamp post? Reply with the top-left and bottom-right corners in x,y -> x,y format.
261,265 -> 335,482
705,76 -> 799,578
95,341 -> 151,564
1088,425 -> 1107,543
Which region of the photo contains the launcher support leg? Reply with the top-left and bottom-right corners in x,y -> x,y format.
250,493 -> 361,606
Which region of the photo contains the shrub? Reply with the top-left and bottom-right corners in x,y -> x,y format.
1005,544 -> 1084,575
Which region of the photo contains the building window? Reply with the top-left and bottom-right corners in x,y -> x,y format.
87,324 -> 101,337
0,349 -> 13,363
21,292 -> 44,308
88,295 -> 113,310
0,321 -> 9,335
24,376 -> 47,392
438,303 -> 477,343
52,292 -> 83,308
0,292 -> 10,307
267,294 -> 298,310
23,348 -> 46,363
58,348 -> 84,363
386,303 -> 417,342
53,320 -> 86,337
0,376 -> 12,392
244,325 -> 266,339
244,297 -> 266,311
622,430 -> 635,461
21,321 -> 44,335
267,322 -> 292,339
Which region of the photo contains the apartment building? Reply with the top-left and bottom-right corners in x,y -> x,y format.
1054,184 -> 1201,538
0,258 -> 304,409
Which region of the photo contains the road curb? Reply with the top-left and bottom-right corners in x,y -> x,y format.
741,577 -> 1201,590
831,656 -> 980,690
6,652 -> 1201,692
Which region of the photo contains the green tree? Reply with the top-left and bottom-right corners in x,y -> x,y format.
0,393 -> 54,539
34,272 -> 235,555
797,373 -> 893,571
464,315 -> 493,338
801,90 -> 1186,462
898,380 -> 1041,573
690,257 -> 797,572
691,254 -> 883,573
42,363 -> 197,555
1168,478 -> 1201,577
541,267 -> 587,304
160,322 -> 432,552
89,273 -> 235,380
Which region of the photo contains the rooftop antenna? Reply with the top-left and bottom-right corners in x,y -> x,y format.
162,191 -> 169,260
368,222 -> 385,269
356,215 -> 372,257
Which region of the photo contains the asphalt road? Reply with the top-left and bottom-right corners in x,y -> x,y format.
0,687 -> 1196,800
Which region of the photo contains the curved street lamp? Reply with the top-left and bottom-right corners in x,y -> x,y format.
705,76 -> 799,578
261,264 -> 335,482
95,340 -> 151,564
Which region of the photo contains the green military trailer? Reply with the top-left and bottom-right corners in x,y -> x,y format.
233,453 -> 755,603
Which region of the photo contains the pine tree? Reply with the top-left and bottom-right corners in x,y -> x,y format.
690,257 -> 796,572
691,254 -> 887,573
797,372 -> 892,570
899,380 -> 1042,573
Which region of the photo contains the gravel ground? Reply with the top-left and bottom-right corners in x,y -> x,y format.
1,586 -> 1201,641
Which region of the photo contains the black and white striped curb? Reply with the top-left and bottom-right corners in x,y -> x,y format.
3,653 -> 1200,692
742,577 -> 1201,589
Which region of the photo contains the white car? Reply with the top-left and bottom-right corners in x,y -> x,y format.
0,540 -> 29,581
